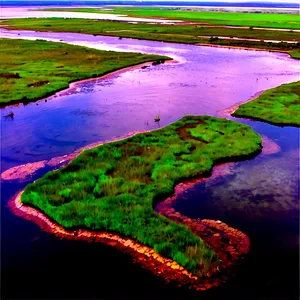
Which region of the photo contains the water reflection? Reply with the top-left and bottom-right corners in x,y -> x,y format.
1,30 -> 300,173
173,121 -> 299,298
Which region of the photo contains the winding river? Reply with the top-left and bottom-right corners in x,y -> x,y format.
1,30 -> 299,299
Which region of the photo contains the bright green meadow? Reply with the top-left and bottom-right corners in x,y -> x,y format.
233,81 -> 300,127
40,7 -> 300,29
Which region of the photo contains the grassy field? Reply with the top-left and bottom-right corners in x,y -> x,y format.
2,18 -> 300,59
40,7 -> 300,29
21,115 -> 262,276
233,81 -> 300,127
0,38 -> 169,106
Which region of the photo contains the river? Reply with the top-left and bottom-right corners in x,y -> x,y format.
1,30 -> 299,299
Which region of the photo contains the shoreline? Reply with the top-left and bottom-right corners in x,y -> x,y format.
217,90 -> 266,117
196,42 -> 292,55
1,90 -> 278,182
3,92 -> 279,290
1,58 -> 174,109
1,31 -> 297,107
9,180 -> 250,291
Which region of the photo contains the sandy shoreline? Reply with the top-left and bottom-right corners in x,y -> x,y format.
6,127 -> 279,290
9,181 -> 250,291
217,90 -> 266,117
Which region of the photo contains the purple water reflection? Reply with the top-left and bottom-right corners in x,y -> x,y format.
1,30 -> 300,172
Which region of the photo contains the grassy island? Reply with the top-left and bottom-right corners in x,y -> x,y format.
0,38 -> 169,106
21,115 -> 262,276
232,81 -> 300,127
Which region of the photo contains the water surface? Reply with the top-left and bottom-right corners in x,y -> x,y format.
1,31 -> 299,299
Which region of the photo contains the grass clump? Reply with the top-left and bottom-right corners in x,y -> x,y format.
232,81 -> 300,127
21,115 -> 262,276
0,38 -> 169,106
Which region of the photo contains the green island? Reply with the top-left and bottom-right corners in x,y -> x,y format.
232,81 -> 300,127
0,38 -> 169,106
21,115 -> 262,276
2,17 -> 299,60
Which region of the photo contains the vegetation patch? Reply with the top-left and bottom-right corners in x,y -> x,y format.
0,38 -> 169,106
232,81 -> 300,127
21,115 -> 262,276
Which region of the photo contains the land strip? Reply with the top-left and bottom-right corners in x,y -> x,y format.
2,18 -> 299,59
232,81 -> 300,127
20,115 -> 262,277
39,7 -> 300,29
10,190 -> 249,291
0,38 -> 169,106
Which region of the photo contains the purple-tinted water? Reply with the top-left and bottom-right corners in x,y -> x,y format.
1,31 -> 300,299
1,30 -> 300,172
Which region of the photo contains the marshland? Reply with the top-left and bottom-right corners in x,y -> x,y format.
1,3 -> 300,300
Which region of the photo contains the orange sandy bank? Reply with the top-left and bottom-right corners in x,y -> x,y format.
10,189 -> 250,291
3,92 -> 268,289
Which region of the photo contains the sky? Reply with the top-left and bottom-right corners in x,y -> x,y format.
135,0 -> 300,2
56,0 -> 300,3
5,0 -> 300,3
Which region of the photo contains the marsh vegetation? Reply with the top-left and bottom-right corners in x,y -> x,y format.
40,7 -> 300,29
0,39 -> 169,106
21,115 -> 262,276
233,81 -> 300,127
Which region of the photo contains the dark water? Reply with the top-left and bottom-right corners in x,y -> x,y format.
174,119 -> 300,300
1,33 -> 300,299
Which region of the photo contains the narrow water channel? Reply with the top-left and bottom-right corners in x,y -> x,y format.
1,31 -> 299,299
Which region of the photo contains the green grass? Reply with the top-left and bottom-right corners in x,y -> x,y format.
289,51 -> 300,59
40,7 -> 300,29
232,81 -> 300,127
0,38 -> 169,106
21,115 -> 262,276
2,18 -> 299,59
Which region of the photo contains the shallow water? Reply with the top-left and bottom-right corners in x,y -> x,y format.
1,31 -> 300,299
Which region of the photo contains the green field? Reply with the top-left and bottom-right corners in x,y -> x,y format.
21,115 -> 262,276
233,81 -> 300,127
40,7 -> 300,29
0,38 -> 168,106
2,18 -> 300,59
